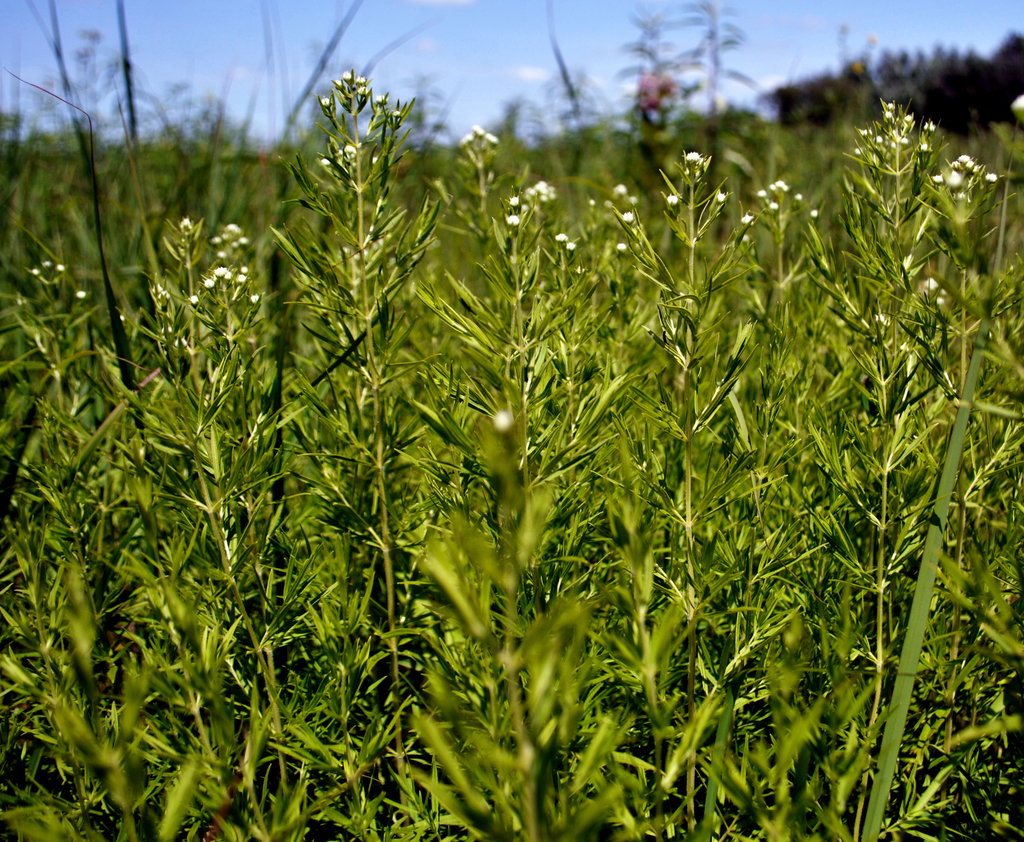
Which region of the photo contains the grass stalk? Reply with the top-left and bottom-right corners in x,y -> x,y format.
861,315 -> 991,841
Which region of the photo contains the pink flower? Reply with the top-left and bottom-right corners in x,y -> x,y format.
638,72 -> 677,115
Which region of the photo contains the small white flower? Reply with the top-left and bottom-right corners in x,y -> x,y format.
629,195 -> 638,204
945,170 -> 963,188
342,70 -> 354,83
375,94 -> 387,105
344,145 -> 357,160
772,180 -> 790,192
741,213 -> 754,225
509,196 -> 520,207
355,76 -> 367,85
1013,93 -> 1024,125
613,184 -> 628,197
211,236 -> 222,245
685,151 -> 702,162
75,290 -> 87,299
769,201 -> 779,211
189,294 -> 199,304
239,237 -> 249,245
320,157 -> 332,167
957,154 -> 974,165
217,251 -> 227,259
716,191 -> 727,203
555,233 -> 568,242
617,242 -> 628,252
622,211 -> 635,223
589,199 -> 596,207
757,189 -> 767,198
920,142 -> 930,151
923,277 -> 939,293
56,264 -> 65,272
494,410 -> 514,432
485,132 -> 498,145
250,293 -> 260,303
875,135 -> 884,144
204,277 -> 216,289
566,241 -> 576,251
241,266 -> 249,275
666,194 -> 679,206
213,267 -> 231,278
41,260 -> 52,268
854,147 -> 862,155
30,268 -> 40,276
794,193 -> 803,201
810,209 -> 819,218
985,172 -> 998,183
507,214 -> 521,226
932,174 -> 944,184
875,313 -> 889,326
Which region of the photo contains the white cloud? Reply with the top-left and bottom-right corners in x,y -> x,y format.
512,66 -> 550,83
413,37 -> 440,54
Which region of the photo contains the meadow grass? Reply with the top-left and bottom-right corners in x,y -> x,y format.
1,78 -> 1024,842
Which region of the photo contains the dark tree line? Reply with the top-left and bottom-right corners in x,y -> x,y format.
770,33 -> 1024,133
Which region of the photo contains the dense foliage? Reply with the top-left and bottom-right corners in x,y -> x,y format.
2,74 -> 1024,842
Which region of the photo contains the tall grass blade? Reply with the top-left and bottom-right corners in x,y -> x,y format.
862,318 -> 991,842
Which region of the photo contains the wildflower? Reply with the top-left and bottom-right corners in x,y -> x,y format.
214,267 -> 232,279
204,277 -> 216,289
613,184 -> 628,198
617,243 -> 628,252
56,264 -> 65,272
932,174 -> 944,184
321,157 -> 332,167
810,209 -> 819,218
985,172 -> 998,183
794,193 -> 803,201
555,233 -> 568,242
507,214 -> 521,226
629,195 -> 638,204
241,266 -> 249,275
344,145 -> 357,160
181,217 -> 193,230
342,70 -> 354,83
769,201 -> 779,211
741,213 -> 754,225
189,294 -> 199,304
42,260 -> 52,268
75,290 -> 87,299
771,180 -> 789,192
920,142 -> 930,151
685,151 -> 702,162
716,191 -> 727,203
1013,93 -> 1024,126
30,268 -> 39,276
250,293 -> 260,303
875,135 -> 884,144
666,194 -> 679,206
757,189 -> 767,198
509,196 -> 520,207
211,236 -> 222,245
945,170 -> 963,188
217,251 -> 227,259
494,410 -> 514,432
589,199 -> 596,207
923,277 -> 939,293
566,241 -> 577,251
525,180 -> 556,204
853,147 -> 862,155
622,211 -> 635,223
875,313 -> 889,326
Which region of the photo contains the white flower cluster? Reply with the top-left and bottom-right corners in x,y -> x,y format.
210,223 -> 249,260
933,153 -> 998,196
679,150 -> 710,181
554,232 -> 577,251
335,70 -> 370,97
460,124 -> 498,147
524,180 -> 557,205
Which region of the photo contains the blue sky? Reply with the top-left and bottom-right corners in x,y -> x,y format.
2,0 -> 1022,143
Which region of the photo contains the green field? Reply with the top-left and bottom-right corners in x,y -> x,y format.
1,75 -> 1023,841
